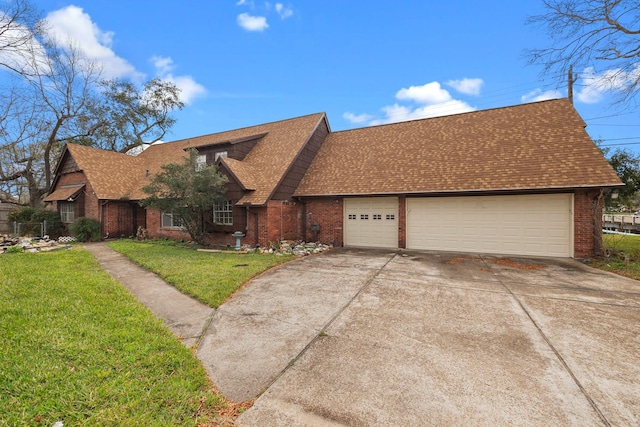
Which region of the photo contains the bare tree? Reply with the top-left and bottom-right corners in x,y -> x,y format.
0,1 -> 185,206
527,0 -> 640,103
0,0 -> 44,77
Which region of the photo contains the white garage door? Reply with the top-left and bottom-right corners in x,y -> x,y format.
344,197 -> 398,248
406,194 -> 573,257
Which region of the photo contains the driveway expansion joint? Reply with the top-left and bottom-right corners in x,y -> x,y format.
260,252 -> 399,392
479,255 -> 612,427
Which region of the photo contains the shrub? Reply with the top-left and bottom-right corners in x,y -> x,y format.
7,207 -> 64,238
69,217 -> 102,242
5,246 -> 23,254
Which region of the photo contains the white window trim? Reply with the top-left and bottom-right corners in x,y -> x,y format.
161,211 -> 185,228
196,154 -> 207,171
213,200 -> 233,225
60,202 -> 75,223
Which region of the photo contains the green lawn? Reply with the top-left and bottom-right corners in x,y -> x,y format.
591,233 -> 640,280
108,240 -> 295,308
0,248 -> 224,426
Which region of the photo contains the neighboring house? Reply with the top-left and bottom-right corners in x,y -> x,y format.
45,99 -> 622,258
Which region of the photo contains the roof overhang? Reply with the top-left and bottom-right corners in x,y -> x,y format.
43,184 -> 85,202
293,183 -> 625,199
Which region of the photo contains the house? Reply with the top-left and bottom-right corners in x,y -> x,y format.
44,99 -> 622,258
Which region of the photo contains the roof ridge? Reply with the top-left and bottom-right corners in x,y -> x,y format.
159,112 -> 326,145
331,98 -> 569,134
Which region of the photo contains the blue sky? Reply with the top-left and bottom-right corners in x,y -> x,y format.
30,0 -> 640,151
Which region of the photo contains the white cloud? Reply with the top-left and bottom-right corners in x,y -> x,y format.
446,78 -> 483,96
345,80 -> 477,127
151,55 -> 174,75
575,66 -> 640,104
370,100 -> 475,126
343,112 -> 373,124
396,82 -> 452,104
0,14 -> 48,75
237,13 -> 269,31
46,6 -> 143,80
275,3 -> 293,19
521,88 -> 562,103
152,56 -> 207,105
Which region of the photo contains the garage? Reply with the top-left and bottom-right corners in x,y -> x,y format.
406,194 -> 573,257
344,197 -> 398,248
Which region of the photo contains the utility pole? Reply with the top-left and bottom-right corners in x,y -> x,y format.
568,65 -> 577,104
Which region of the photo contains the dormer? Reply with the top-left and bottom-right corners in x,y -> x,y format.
189,132 -> 267,166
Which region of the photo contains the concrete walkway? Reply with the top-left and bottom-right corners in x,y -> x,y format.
84,242 -> 386,402
83,243 -> 214,348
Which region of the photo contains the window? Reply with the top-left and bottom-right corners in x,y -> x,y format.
373,214 -> 382,220
386,214 -> 395,220
348,214 -> 357,220
360,214 -> 369,220
196,154 -> 207,171
215,151 -> 228,161
59,202 -> 75,223
213,199 -> 233,225
161,212 -> 184,228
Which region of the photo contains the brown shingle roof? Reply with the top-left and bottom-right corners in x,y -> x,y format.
43,184 -> 84,202
218,157 -> 258,191
57,113 -> 325,204
66,145 -> 145,200
294,99 -> 622,197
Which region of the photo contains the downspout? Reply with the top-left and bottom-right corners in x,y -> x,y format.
280,201 -> 283,242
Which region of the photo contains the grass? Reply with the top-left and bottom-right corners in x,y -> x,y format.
0,248 -> 225,426
107,240 -> 295,308
591,233 -> 640,280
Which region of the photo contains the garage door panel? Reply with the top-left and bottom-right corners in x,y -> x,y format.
344,198 -> 398,248
407,194 -> 573,257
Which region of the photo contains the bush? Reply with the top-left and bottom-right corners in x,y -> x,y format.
69,217 -> 102,242
5,246 -> 23,254
7,207 -> 64,238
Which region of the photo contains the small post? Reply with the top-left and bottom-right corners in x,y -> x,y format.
568,65 -> 577,104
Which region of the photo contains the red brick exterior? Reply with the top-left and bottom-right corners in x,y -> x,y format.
141,191 -> 604,258
398,196 -> 406,249
573,189 -> 603,258
101,201 -> 145,238
303,198 -> 343,247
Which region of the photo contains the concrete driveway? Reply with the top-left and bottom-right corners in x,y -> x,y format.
202,249 -> 640,426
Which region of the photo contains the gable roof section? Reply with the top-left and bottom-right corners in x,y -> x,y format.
294,99 -> 622,197
65,144 -> 145,200
130,112 -> 327,204
218,157 -> 258,191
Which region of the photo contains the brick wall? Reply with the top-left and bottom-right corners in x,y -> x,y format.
146,207 -> 248,247
264,201 -> 302,244
398,196 -> 406,248
303,198 -> 343,246
574,189 -> 603,258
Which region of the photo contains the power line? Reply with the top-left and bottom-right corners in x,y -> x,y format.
599,142 -> 640,147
